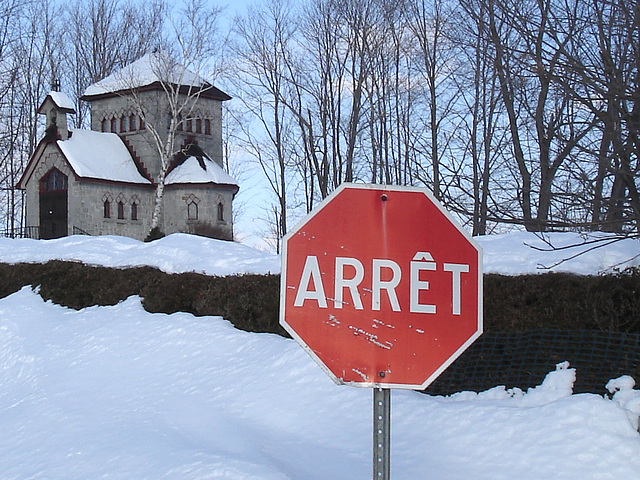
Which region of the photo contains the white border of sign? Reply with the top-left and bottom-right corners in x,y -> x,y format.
280,182 -> 483,390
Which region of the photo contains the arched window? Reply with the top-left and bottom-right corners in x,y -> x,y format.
204,119 -> 211,135
130,195 -> 140,221
40,168 -> 68,192
120,116 -> 127,133
217,202 -> 224,222
117,201 -> 125,219
129,114 -> 137,131
101,118 -> 108,132
196,118 -> 202,134
110,118 -> 117,133
186,194 -> 200,220
102,193 -> 113,218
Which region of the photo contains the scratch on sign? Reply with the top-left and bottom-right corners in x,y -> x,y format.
348,325 -> 394,350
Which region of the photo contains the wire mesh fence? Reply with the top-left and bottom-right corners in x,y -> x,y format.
425,329 -> 640,396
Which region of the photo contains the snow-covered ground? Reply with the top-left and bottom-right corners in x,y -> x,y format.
1,231 -> 640,479
0,230 -> 638,276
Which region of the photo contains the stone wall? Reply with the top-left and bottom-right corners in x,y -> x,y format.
163,184 -> 235,240
89,90 -> 225,182
70,181 -> 153,239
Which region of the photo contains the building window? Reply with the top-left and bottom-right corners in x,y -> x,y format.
196,118 -> 202,134
129,114 -> 137,131
217,202 -> 224,222
102,193 -> 113,218
177,114 -> 183,131
110,117 -> 117,133
186,119 -> 192,132
139,116 -> 145,130
130,195 -> 139,221
204,119 -> 211,135
120,116 -> 127,133
117,201 -> 125,219
101,118 -> 108,132
40,168 -> 68,192
186,194 -> 200,220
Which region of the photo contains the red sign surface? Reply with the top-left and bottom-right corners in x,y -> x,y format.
280,183 -> 482,389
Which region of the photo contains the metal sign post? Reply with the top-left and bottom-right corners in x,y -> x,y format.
373,388 -> 390,480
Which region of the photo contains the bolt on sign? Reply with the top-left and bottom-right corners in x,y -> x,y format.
280,183 -> 483,390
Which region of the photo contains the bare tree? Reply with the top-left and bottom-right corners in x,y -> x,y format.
0,0 -> 63,235
406,0 -> 462,200
553,0 -> 640,232
64,0 -> 166,127
231,0 -> 299,251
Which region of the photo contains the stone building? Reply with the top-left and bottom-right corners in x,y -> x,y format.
17,52 -> 238,241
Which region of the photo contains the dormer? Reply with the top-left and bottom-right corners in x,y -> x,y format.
38,91 -> 76,141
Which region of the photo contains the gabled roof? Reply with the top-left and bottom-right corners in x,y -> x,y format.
165,143 -> 238,187
58,130 -> 151,184
165,156 -> 239,187
38,91 -> 76,114
18,129 -> 239,190
17,129 -> 151,189
82,51 -> 231,101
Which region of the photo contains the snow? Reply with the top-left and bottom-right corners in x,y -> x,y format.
166,156 -> 239,186
479,231 -> 640,275
48,91 -> 75,111
0,231 -> 639,478
0,233 -> 280,275
58,129 -> 151,184
83,51 -> 208,97
0,231 -> 637,277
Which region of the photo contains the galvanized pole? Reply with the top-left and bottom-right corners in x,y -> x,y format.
373,387 -> 391,480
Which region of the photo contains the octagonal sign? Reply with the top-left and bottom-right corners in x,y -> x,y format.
280,183 -> 482,389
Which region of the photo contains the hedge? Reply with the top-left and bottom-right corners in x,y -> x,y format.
0,261 -> 639,335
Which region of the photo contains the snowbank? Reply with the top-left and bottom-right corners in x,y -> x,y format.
0,287 -> 639,479
0,233 -> 280,276
0,231 -> 638,278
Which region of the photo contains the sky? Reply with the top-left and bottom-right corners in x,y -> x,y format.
0,231 -> 639,478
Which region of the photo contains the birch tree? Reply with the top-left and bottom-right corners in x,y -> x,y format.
99,0 -> 226,239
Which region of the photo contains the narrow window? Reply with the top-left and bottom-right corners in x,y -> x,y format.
117,201 -> 125,219
186,119 -> 192,132
139,116 -> 145,130
217,202 -> 224,222
188,202 -> 198,220
101,118 -> 108,132
204,119 -> 211,135
103,200 -> 111,218
110,118 -> 117,133
177,114 -> 183,131
129,114 -> 136,131
131,202 -> 138,221
186,194 -> 200,220
196,118 -> 202,134
120,116 -> 126,133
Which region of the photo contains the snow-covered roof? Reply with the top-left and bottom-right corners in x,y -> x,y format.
58,130 -> 151,184
165,155 -> 238,187
49,91 -> 75,111
83,51 -> 209,98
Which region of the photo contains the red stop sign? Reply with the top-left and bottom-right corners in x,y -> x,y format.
280,183 -> 482,389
